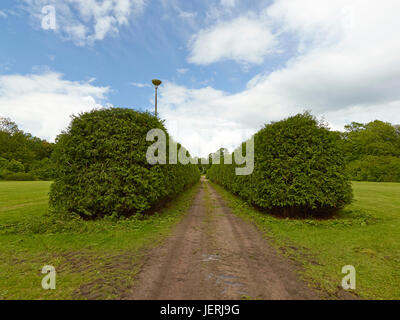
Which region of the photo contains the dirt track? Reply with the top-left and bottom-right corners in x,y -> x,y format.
128,178 -> 320,300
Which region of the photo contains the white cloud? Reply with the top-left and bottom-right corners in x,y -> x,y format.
220,0 -> 236,7
23,0 -> 146,45
188,15 -> 277,65
159,83 -> 256,158
0,10 -> 7,18
130,82 -> 150,88
0,72 -> 109,141
179,11 -> 197,19
176,68 -> 189,75
160,0 -> 400,157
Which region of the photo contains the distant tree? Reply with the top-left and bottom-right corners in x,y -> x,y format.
0,117 -> 55,180
0,117 -> 19,134
342,120 -> 400,162
6,159 -> 25,173
342,120 -> 400,182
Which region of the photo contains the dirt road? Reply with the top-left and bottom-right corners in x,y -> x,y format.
128,178 -> 320,300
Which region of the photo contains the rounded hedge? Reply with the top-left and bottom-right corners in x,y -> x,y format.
207,113 -> 353,217
49,108 -> 200,218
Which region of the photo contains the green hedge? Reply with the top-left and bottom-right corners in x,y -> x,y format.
347,155 -> 400,182
207,113 -> 353,217
49,108 -> 200,219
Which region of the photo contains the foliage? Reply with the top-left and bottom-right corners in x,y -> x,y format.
0,117 -> 54,180
4,172 -> 37,181
6,159 -> 25,173
49,108 -> 200,219
29,158 -> 55,181
207,113 -> 353,217
342,121 -> 400,162
197,150 -> 226,174
341,120 -> 400,182
347,155 -> 400,182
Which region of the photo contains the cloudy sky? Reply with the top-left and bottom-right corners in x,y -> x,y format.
1,0 -> 400,157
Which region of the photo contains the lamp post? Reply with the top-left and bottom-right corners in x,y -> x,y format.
152,79 -> 162,117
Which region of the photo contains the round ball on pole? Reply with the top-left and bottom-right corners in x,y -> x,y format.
152,79 -> 162,117
152,79 -> 162,87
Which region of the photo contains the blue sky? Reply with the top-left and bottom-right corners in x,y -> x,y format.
1,0 -> 280,108
1,0 -> 400,157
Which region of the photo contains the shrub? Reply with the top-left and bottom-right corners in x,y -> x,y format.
29,158 -> 55,181
6,159 -> 25,173
0,157 -> 8,168
0,169 -> 10,180
347,155 -> 400,182
49,108 -> 200,219
4,172 -> 37,181
207,113 -> 353,217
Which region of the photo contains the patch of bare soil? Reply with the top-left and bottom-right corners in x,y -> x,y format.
56,250 -> 141,300
128,178 -> 323,300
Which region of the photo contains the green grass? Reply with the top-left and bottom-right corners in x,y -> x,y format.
211,181 -> 400,300
2,180 -> 399,300
0,181 -> 52,225
0,181 -> 200,300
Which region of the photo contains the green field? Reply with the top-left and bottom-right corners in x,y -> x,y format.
0,181 -> 399,300
212,181 -> 400,300
0,181 -> 200,300
0,181 -> 52,225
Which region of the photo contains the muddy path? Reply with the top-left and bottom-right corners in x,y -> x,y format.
127,178 -> 320,300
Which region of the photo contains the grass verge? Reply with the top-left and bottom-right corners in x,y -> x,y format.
0,181 -> 200,300
210,181 -> 400,300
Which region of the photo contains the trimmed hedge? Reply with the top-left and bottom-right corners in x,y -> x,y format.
207,113 -> 353,217
49,108 -> 200,218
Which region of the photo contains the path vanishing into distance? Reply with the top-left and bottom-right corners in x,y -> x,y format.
128,177 -> 320,300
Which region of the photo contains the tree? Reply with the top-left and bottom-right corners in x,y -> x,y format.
343,120 -> 400,162
7,159 -> 25,173
0,117 -> 55,180
0,117 -> 19,134
342,120 -> 400,182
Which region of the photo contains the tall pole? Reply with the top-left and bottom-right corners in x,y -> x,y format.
155,86 -> 158,117
152,79 -> 162,117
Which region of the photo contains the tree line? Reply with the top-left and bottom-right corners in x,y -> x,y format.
341,121 -> 400,182
1,114 -> 400,183
0,117 -> 54,181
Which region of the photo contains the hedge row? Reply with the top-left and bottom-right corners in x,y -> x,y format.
49,108 -> 200,219
207,113 -> 353,217
0,157 -> 54,181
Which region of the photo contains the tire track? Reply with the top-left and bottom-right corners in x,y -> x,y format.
128,178 -> 321,300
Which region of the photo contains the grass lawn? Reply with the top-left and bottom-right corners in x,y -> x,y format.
0,181 -> 200,300
211,181 -> 400,300
0,181 -> 52,225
